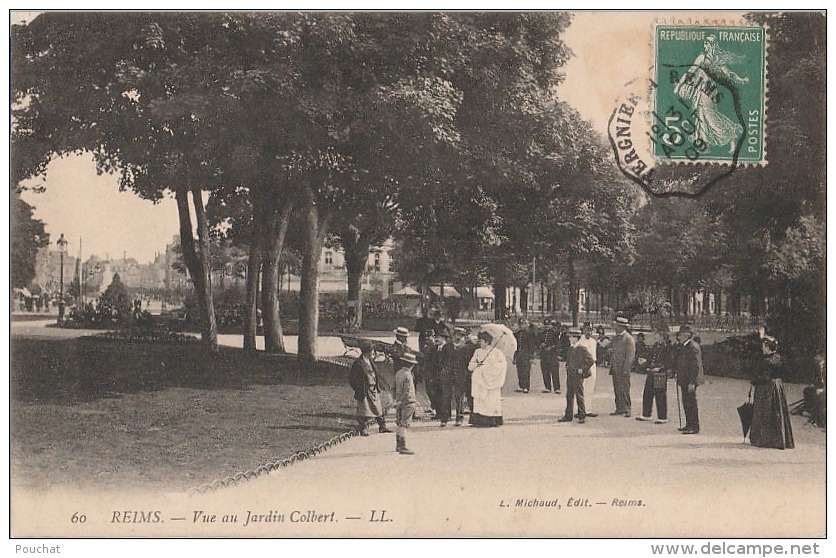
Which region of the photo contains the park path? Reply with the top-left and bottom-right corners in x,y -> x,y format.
11,318 -> 825,537
189,360 -> 825,538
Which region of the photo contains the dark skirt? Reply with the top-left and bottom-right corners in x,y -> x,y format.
469,413 -> 503,427
750,379 -> 795,449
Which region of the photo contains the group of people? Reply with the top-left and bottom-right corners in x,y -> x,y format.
514,317 -> 704,432
349,311 -> 797,455
348,312 -> 511,455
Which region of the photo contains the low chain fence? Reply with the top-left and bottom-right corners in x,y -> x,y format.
189,416 -> 378,495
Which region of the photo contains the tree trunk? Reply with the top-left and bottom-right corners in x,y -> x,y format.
494,278 -> 507,321
261,202 -> 293,353
244,228 -> 262,354
568,259 -> 579,327
343,233 -> 371,330
190,186 -> 218,352
520,285 -> 528,316
598,287 -> 603,316
175,186 -> 218,353
345,250 -> 366,330
298,183 -> 329,368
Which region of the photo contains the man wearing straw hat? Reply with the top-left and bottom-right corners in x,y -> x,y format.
390,326 -> 411,366
609,316 -> 636,417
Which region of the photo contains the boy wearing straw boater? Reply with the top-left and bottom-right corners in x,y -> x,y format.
393,352 -> 420,455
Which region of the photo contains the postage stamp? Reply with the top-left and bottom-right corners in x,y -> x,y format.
652,25 -> 767,165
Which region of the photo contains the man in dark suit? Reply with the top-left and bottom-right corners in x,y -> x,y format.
416,308 -> 434,349
609,316 -> 636,417
558,329 -> 595,424
539,318 -> 561,394
349,340 -> 393,436
674,325 -> 705,434
514,319 -> 538,393
432,310 -> 451,338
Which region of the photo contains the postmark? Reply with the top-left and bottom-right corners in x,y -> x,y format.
653,25 -> 767,165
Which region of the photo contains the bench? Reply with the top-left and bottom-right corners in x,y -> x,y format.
338,335 -> 363,357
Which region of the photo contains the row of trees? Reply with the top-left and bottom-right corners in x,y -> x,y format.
12,13 -> 607,365
12,12 -> 825,364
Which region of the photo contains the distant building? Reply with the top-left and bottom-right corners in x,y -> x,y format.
280,239 -> 397,298
33,247 -> 77,295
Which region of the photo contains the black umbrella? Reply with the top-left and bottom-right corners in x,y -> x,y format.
737,387 -> 754,441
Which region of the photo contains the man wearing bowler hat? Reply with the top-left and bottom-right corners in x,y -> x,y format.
674,324 -> 704,434
558,328 -> 594,424
609,316 -> 636,417
438,327 -> 469,426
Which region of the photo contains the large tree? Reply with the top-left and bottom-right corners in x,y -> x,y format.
11,13 -> 239,350
702,12 -> 825,351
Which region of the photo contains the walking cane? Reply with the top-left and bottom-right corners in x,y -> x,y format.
676,382 -> 682,429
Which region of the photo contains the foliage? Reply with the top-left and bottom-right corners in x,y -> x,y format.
98,273 -> 132,323
11,191 -> 49,289
61,302 -> 101,328
363,299 -> 410,319
763,215 -> 826,362
626,197 -> 727,292
91,327 -> 200,344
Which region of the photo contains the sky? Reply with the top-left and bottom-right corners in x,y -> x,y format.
16,10 -> 746,264
19,155 -> 180,263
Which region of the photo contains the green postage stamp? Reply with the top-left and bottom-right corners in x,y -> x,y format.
653,25 -> 767,165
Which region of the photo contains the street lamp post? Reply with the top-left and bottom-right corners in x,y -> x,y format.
57,233 -> 68,323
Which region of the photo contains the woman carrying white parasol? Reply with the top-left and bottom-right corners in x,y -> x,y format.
468,328 -> 511,427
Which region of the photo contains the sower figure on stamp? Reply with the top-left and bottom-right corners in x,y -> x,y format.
349,340 -> 393,436
609,316 -> 636,417
637,331 -> 675,424
514,319 -> 537,393
393,352 -> 419,455
674,325 -> 704,434
674,35 -> 748,155
559,329 -> 594,424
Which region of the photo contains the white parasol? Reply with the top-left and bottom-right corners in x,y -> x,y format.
476,323 -> 517,361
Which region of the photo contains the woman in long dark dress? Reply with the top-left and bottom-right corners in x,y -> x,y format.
749,337 -> 795,449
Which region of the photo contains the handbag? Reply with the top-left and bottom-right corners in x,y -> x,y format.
652,368 -> 668,390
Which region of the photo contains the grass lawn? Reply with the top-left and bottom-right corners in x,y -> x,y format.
11,337 -> 361,493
